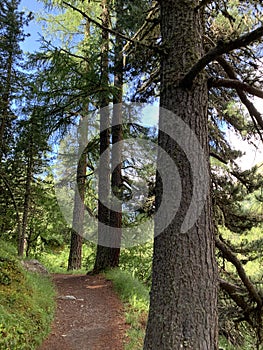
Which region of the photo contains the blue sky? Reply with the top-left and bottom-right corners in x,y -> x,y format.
19,0 -> 44,52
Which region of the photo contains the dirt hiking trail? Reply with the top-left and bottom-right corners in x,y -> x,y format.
38,274 -> 128,350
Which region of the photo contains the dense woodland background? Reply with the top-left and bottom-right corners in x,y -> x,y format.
0,0 -> 263,349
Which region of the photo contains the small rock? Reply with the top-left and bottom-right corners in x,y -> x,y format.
21,259 -> 49,275
59,295 -> 77,300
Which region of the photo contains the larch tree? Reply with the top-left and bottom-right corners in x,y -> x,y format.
32,0 -> 103,268
93,0 -> 125,272
92,0 -> 153,271
108,0 -> 124,267
68,6 -> 91,271
93,0 -> 113,272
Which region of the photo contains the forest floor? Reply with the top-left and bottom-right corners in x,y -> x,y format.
38,274 -> 129,350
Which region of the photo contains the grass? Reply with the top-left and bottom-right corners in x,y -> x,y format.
0,240 -> 56,350
37,243 -> 95,273
105,268 -> 149,350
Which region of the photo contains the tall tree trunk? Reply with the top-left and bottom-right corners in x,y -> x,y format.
144,1 -> 218,349
108,0 -> 124,267
68,11 -> 91,271
93,0 -> 113,273
68,115 -> 88,270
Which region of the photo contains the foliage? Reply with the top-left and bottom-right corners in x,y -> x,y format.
119,242 -> 153,286
38,242 -> 95,273
0,240 -> 55,349
105,268 -> 149,350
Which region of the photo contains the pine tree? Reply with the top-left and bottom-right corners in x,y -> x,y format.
0,0 -> 28,162
144,1 -> 218,347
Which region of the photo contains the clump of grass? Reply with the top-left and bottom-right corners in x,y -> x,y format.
105,268 -> 149,350
0,240 -> 55,349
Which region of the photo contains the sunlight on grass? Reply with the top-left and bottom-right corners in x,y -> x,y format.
105,268 -> 149,350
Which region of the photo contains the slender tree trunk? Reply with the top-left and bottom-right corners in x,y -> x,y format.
68,115 -> 88,270
18,137 -> 33,257
144,1 -> 218,349
68,12 -> 91,271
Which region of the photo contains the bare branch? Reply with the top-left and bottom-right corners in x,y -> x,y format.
180,25 -> 263,88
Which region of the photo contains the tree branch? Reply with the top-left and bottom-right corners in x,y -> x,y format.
195,0 -> 214,11
123,1 -> 159,54
216,236 -> 262,307
210,151 -> 228,164
180,25 -> 263,88
219,278 -> 250,312
136,66 -> 160,95
216,56 -> 263,133
62,1 -> 158,50
209,78 -> 263,99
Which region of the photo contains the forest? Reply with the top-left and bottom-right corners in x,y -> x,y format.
0,0 -> 262,349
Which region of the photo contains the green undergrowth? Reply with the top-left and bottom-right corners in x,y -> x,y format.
37,243 -> 95,273
105,268 -> 149,350
0,240 -> 55,350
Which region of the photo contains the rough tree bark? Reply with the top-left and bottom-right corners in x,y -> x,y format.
144,1 -> 218,349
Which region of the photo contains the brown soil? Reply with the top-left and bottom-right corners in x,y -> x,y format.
38,274 -> 128,350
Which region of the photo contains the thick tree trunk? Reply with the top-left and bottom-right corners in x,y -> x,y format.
144,1 -> 218,349
68,116 -> 88,270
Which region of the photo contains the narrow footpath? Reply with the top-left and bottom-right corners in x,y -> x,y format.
38,274 -> 128,350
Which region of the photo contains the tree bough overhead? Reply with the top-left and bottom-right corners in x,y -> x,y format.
143,1 -> 218,349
